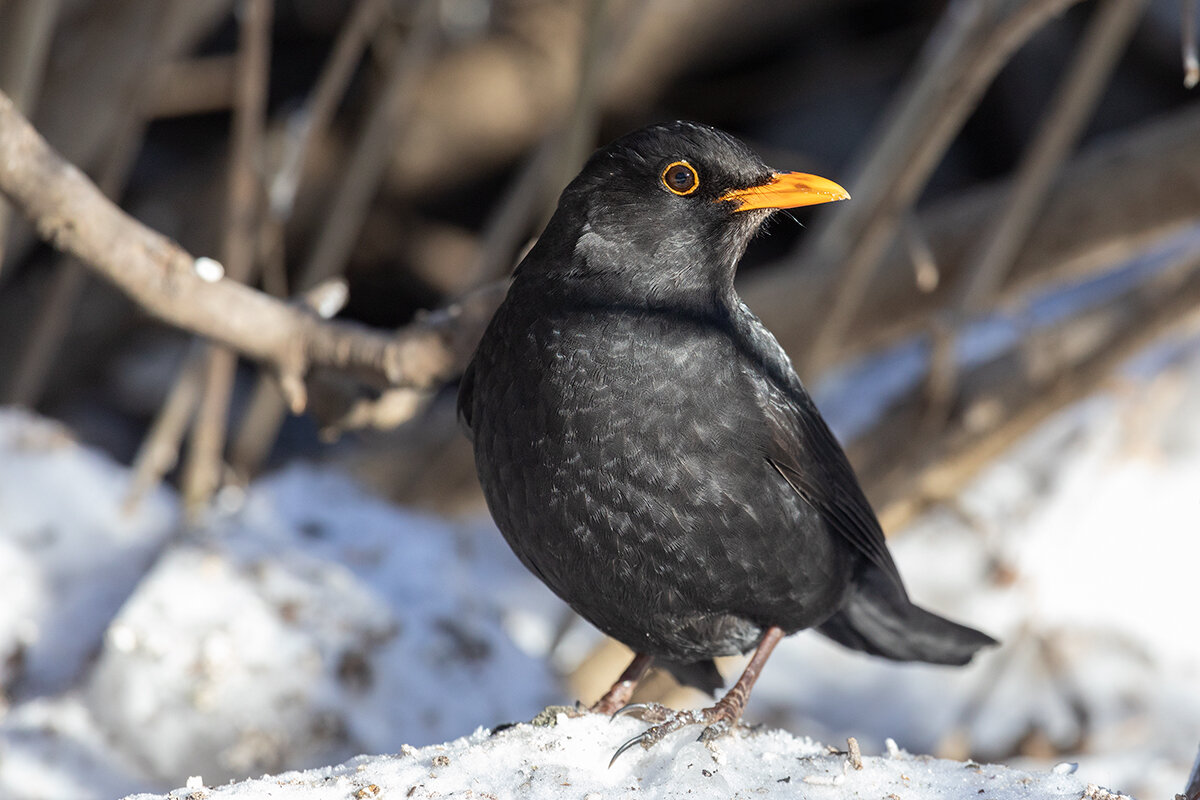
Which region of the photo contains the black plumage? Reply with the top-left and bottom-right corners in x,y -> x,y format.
459,121 -> 995,752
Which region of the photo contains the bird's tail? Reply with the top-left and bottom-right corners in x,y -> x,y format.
818,566 -> 996,666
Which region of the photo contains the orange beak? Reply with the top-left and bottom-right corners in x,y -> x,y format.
718,171 -> 850,212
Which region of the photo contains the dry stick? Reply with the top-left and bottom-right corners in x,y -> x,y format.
743,103 -> 1200,369
6,129 -> 138,406
464,0 -> 642,287
267,0 -> 390,225
229,0 -> 440,477
463,139 -> 558,285
1184,0 -> 1200,88
903,215 -> 940,294
777,0 -> 1087,377
228,0 -> 391,474
877,249 -> 1200,532
123,342 -> 209,512
549,0 -> 614,209
923,0 -> 1148,426
308,0 -> 639,442
182,0 -> 274,514
0,0 -> 62,275
144,54 -> 239,118
961,0 -> 1146,315
229,0 -> 389,473
2,0 -> 235,274
298,0 -> 439,291
6,0 -> 185,408
0,90 -> 473,390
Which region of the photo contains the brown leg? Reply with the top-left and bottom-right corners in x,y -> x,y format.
610,627 -> 785,765
706,625 -> 783,724
590,652 -> 653,715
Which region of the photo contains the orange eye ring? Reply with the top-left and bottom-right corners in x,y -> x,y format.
660,161 -> 700,196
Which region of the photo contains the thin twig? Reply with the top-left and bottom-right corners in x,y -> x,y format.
877,246 -> 1200,532
1184,0 -> 1199,88
229,0 -> 439,477
228,279 -> 350,475
902,214 -> 939,293
296,0 -> 439,291
1,0 -> 236,273
182,0 -> 274,513
741,103 -> 1200,369
0,0 -> 62,275
268,0 -> 390,223
921,0 -> 1147,427
463,137 -> 557,285
123,343 -> 208,514
145,54 -> 238,118
957,0 -> 1148,315
770,0 -> 1086,377
6,0 -> 182,407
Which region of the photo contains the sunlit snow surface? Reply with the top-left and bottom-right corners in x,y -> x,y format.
121,712 -> 1108,800
2,328 -> 1199,799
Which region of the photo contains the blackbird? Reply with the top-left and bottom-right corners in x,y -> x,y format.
458,121 -> 995,760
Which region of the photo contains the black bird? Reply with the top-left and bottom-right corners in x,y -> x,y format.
458,121 -> 995,759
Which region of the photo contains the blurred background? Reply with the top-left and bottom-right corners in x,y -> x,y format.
0,0 -> 1199,798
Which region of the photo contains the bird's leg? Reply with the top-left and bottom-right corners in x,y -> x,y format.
610,627 -> 784,765
590,652 -> 653,716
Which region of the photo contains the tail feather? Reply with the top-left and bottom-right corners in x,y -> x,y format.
818,566 -> 996,666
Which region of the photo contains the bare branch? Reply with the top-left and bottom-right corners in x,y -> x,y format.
741,102 -> 1200,369
956,0 -> 1147,315
921,0 -> 1146,429
6,0 -> 184,407
1,0 -> 235,270
0,90 -> 496,397
1184,0 -> 1199,88
0,0 -> 62,271
267,0 -> 389,222
145,55 -> 238,118
182,0 -> 275,511
749,0 -> 1088,375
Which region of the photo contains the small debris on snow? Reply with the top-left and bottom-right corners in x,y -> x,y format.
1083,782 -> 1132,800
848,736 -> 863,770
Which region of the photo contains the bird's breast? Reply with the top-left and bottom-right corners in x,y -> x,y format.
469,302 -> 830,627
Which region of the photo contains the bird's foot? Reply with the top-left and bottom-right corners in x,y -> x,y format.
589,653 -> 653,717
608,698 -> 741,766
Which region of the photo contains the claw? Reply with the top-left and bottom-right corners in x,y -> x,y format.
611,701 -> 674,723
609,731 -> 649,768
697,719 -> 730,742
610,702 -> 653,721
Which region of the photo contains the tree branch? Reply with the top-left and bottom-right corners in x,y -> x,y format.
745,0 -> 1087,375
0,90 -> 499,406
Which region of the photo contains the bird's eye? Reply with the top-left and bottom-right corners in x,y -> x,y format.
661,161 -> 699,196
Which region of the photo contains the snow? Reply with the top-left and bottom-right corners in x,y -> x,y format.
84,467 -> 557,783
3,298 -> 1200,797
117,712 -> 1108,800
752,335 -> 1200,798
0,409 -> 177,697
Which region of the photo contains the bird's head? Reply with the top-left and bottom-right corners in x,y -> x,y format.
517,121 -> 848,309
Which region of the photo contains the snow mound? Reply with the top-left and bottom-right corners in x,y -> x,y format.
121,711 -> 1119,800
84,465 -> 560,784
0,409 -> 177,696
